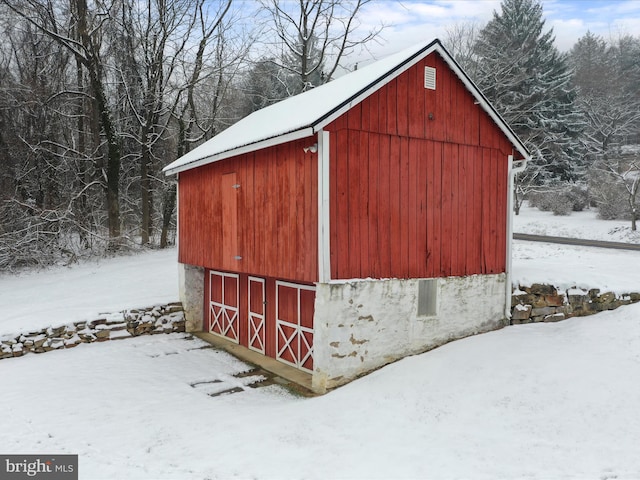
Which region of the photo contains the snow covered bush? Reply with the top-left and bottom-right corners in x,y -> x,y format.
566,184 -> 590,212
527,184 -> 588,216
590,160 -> 640,225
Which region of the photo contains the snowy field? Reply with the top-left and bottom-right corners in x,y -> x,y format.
514,203 -> 640,244
0,248 -> 179,333
512,204 -> 640,294
1,206 -> 640,479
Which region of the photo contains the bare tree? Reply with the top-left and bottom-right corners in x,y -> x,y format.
158,1 -> 249,248
570,32 -> 640,228
3,0 -> 125,244
258,0 -> 384,94
1,0 -> 248,251
570,32 -> 640,168
0,11 -> 94,269
113,0 -> 234,244
443,20 -> 481,76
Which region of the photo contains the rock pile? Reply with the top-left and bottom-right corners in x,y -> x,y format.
511,284 -> 640,324
0,303 -> 184,360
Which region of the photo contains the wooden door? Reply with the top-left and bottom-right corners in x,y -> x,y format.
247,276 -> 266,353
221,172 -> 239,270
275,281 -> 315,372
208,270 -> 239,343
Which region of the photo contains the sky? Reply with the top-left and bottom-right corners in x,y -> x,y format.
353,0 -> 640,65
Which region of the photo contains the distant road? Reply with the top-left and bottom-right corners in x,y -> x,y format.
513,233 -> 640,251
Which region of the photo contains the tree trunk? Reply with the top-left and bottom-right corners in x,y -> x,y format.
140,129 -> 151,245
96,79 -> 121,242
160,183 -> 176,248
75,0 -> 121,243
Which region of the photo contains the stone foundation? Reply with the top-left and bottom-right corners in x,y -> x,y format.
511,284 -> 640,324
312,273 -> 508,392
0,303 -> 185,360
179,263 -> 204,332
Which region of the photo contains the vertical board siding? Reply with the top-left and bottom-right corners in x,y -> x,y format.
347,130 -> 361,277
388,136 -> 401,278
440,142 -> 453,276
368,133 -> 381,278
325,51 -> 512,280
327,132 -> 508,279
399,137 -> 410,276
178,138 -> 318,284
407,138 -> 420,278
377,134 -> 392,276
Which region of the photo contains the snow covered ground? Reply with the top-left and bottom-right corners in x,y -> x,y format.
1,205 -> 640,479
514,203 -> 640,244
512,204 -> 640,294
0,248 -> 179,333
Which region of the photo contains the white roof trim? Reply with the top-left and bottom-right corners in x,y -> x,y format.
164,128 -> 314,175
314,43 -> 441,130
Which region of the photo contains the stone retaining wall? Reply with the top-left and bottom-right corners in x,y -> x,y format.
3,290 -> 638,361
0,303 -> 185,360
511,284 -> 640,324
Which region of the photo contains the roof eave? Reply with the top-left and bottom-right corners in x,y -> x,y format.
314,39 -> 442,131
163,127 -> 315,176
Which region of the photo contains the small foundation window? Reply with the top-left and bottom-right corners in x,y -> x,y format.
417,279 -> 438,317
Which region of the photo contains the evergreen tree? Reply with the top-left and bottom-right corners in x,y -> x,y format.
569,31 -> 609,97
609,35 -> 640,145
239,57 -> 290,117
569,33 -> 640,159
570,32 -> 640,230
279,32 -> 326,95
473,0 -> 584,182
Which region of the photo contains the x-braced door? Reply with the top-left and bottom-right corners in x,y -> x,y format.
247,276 -> 266,354
208,270 -> 239,343
275,281 -> 315,372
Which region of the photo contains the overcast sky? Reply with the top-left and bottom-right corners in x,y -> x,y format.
352,0 -> 640,66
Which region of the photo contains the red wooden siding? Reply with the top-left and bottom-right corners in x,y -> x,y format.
178,138 -> 318,284
179,50 -> 517,283
326,52 -> 515,155
326,51 -> 513,280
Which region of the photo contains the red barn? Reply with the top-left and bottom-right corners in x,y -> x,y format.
163,39 -> 529,393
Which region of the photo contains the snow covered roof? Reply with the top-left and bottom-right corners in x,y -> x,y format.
163,38 -> 529,175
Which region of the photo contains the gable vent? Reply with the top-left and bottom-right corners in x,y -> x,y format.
424,66 -> 436,90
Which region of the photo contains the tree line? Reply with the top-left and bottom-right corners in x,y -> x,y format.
447,0 -> 640,227
0,0 -> 379,270
0,0 -> 638,271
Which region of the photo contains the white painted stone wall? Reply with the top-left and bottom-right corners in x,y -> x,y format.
179,263 -> 204,332
312,274 -> 507,392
